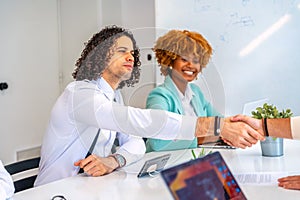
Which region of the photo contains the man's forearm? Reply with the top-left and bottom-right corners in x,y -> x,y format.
267,118 -> 292,139
195,117 -> 215,137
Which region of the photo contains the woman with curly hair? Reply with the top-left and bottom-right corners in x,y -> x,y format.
146,29 -> 222,152
35,25 -> 264,186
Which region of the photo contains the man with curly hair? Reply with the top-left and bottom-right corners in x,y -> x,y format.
35,25 -> 264,186
146,29 -> 221,152
35,25 -> 146,186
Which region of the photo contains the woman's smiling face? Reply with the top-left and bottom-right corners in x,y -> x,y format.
172,54 -> 201,82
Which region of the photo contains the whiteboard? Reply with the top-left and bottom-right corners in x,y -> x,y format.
155,0 -> 300,116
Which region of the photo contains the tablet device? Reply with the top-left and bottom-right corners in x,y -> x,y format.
137,154 -> 171,178
161,151 -> 246,200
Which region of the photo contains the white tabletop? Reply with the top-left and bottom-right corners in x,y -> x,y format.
12,139 -> 300,200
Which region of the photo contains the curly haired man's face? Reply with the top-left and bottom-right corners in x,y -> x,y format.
102,36 -> 135,86
172,55 -> 201,82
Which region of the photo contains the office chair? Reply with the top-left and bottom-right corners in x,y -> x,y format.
5,157 -> 40,193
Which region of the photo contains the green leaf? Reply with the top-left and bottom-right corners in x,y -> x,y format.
191,149 -> 197,159
251,103 -> 293,119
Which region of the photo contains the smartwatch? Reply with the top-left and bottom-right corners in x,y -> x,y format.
110,154 -> 126,168
214,116 -> 221,136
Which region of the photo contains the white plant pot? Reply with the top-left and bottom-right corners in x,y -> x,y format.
260,137 -> 283,157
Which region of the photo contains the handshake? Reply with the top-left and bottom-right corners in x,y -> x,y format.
195,115 -> 266,149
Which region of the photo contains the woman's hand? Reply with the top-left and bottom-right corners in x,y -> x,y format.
278,175 -> 300,190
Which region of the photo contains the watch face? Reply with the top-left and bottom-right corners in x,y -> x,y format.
115,154 -> 126,167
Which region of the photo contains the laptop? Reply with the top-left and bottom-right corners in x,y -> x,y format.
160,151 -> 247,200
198,139 -> 236,149
242,98 -> 269,116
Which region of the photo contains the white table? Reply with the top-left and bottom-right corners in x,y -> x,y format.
12,139 -> 300,200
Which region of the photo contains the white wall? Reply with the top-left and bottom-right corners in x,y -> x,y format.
0,0 -> 101,164
59,0 -> 101,89
0,0 -> 60,164
121,0 -> 157,108
155,0 -> 300,116
125,0 -> 156,108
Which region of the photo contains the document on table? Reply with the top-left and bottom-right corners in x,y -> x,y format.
234,172 -> 289,185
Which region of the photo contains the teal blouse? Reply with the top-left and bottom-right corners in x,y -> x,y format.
146,75 -> 219,152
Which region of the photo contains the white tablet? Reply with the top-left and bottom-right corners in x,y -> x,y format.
137,154 -> 171,178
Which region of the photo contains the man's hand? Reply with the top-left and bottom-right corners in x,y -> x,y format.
74,154 -> 119,176
230,114 -> 263,132
278,175 -> 300,190
220,117 -> 265,148
195,116 -> 265,149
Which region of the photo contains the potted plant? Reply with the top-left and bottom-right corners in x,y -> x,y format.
191,148 -> 212,159
252,103 -> 293,157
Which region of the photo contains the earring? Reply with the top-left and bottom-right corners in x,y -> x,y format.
167,66 -> 172,75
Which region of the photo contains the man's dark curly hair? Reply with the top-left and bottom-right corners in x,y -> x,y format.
72,25 -> 141,89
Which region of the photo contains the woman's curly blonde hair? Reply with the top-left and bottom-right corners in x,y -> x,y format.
153,30 -> 213,75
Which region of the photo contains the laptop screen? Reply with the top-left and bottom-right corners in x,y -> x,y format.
160,151 -> 246,200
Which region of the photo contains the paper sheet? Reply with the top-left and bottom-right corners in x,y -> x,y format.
234,172 -> 289,185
